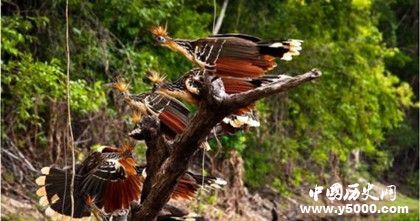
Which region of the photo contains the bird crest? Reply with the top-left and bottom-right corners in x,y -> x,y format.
147,70 -> 166,84
112,79 -> 130,94
150,25 -> 168,37
131,111 -> 142,124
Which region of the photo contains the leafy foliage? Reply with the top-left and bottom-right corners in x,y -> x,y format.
221,0 -> 416,191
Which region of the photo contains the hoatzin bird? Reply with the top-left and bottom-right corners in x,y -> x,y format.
35,143 -> 141,220
35,144 -> 226,220
151,26 -> 302,78
109,81 -> 190,137
108,81 -> 212,149
147,69 -> 289,128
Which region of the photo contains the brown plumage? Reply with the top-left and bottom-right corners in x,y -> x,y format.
35,144 -> 142,219
109,81 -> 190,137
159,110 -> 187,134
150,68 -> 285,128
109,80 -> 213,150
136,166 -> 227,201
36,144 -> 227,219
151,26 -> 302,77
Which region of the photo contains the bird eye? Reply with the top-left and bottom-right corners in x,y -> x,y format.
152,84 -> 159,91
157,36 -> 166,43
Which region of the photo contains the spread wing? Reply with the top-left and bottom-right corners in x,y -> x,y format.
144,93 -> 190,134
79,152 -> 141,213
221,75 -> 282,94
188,36 -> 301,77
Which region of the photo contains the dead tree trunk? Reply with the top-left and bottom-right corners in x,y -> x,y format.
130,69 -> 321,221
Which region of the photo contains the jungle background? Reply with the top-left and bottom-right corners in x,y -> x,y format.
1,0 -> 419,220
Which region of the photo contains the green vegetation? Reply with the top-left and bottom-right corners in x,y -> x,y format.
1,0 -> 418,219
222,0 -> 418,195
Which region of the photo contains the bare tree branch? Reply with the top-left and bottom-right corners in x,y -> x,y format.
130,69 -> 321,221
225,69 -> 322,110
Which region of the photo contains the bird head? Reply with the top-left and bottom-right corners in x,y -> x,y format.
106,79 -> 130,94
105,79 -> 133,106
151,25 -> 196,63
150,25 -> 173,48
151,72 -> 199,104
146,70 -> 169,93
146,70 -> 166,85
145,70 -> 172,92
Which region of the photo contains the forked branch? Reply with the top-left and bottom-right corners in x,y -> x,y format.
130,69 -> 321,221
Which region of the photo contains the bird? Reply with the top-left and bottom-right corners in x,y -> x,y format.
108,80 -> 213,150
108,80 -> 191,137
35,144 -> 227,220
35,143 -> 141,220
151,26 -> 302,78
149,69 -> 281,129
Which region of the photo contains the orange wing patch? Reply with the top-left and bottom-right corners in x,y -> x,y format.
215,55 -> 277,78
216,58 -> 265,77
261,55 -> 277,70
159,111 -> 187,134
119,158 -> 137,176
221,77 -> 256,94
103,175 -> 141,213
171,179 -> 198,200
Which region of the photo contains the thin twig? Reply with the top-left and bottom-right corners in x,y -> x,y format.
4,142 -> 38,173
65,0 -> 76,219
213,0 -> 229,34
198,147 -> 206,201
74,124 -> 91,144
212,0 -> 217,34
1,149 -> 19,160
